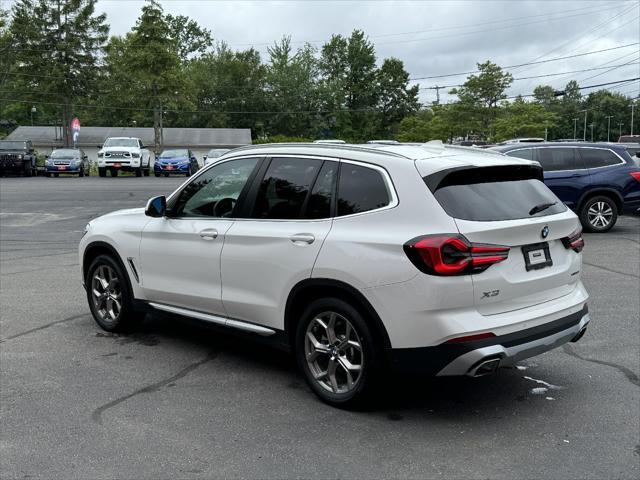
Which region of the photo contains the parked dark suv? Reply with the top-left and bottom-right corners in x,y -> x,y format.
492,142 -> 640,232
0,140 -> 38,177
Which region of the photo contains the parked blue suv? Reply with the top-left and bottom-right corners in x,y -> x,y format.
492,142 -> 640,232
154,149 -> 199,177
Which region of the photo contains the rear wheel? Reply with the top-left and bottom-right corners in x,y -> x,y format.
295,297 -> 380,408
86,254 -> 142,332
98,167 -> 106,177
580,195 -> 617,233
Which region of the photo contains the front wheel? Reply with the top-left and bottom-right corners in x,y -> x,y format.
295,297 -> 380,408
23,162 -> 32,177
98,167 -> 106,177
580,195 -> 618,233
135,166 -> 142,177
86,254 -> 142,332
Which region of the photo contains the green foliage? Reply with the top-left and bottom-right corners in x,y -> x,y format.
494,98 -> 558,141
253,134 -> 313,144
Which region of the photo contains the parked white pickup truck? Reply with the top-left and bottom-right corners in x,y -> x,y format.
97,137 -> 151,177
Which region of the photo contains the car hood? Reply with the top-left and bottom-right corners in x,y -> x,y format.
100,146 -> 140,153
158,157 -> 189,163
99,207 -> 145,219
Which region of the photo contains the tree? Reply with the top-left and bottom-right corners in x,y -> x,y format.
9,0 -> 108,144
376,58 -> 420,137
493,97 -> 558,141
319,30 -> 378,140
450,61 -> 513,138
264,37 -> 319,138
165,13 -> 213,61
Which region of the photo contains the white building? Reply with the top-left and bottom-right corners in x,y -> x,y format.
5,126 -> 252,167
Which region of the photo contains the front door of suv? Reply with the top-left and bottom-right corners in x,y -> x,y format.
221,157 -> 337,330
139,157 -> 261,314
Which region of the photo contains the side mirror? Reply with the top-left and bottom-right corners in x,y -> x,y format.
203,155 -> 207,160
145,195 -> 167,218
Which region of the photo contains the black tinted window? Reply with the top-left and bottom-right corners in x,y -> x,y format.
580,148 -> 622,168
252,157 -> 322,219
428,166 -> 565,221
305,161 -> 337,219
536,148 -> 579,171
337,164 -> 390,216
173,157 -> 259,218
506,149 -> 534,161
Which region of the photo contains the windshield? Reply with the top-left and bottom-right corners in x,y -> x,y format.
0,141 -> 27,150
207,149 -> 230,158
619,136 -> 640,143
51,149 -> 80,159
161,149 -> 189,158
103,138 -> 138,148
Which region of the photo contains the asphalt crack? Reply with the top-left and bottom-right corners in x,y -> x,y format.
91,351 -> 217,425
563,344 -> 639,387
582,261 -> 639,279
0,313 -> 88,343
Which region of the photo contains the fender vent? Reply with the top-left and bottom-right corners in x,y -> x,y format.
127,257 -> 140,283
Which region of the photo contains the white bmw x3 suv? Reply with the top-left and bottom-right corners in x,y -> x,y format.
79,142 -> 589,406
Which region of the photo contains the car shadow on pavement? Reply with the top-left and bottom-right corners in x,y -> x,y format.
115,311 -> 562,420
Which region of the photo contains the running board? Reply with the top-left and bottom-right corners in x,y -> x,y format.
148,302 -> 276,337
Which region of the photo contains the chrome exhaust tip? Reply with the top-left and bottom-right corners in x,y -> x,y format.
469,358 -> 501,377
570,326 -> 587,343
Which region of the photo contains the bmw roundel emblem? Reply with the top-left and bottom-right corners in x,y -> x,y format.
541,225 -> 549,239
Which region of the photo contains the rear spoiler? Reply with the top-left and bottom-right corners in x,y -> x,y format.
424,164 -> 544,193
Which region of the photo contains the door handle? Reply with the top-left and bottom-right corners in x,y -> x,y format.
290,233 -> 315,244
199,229 -> 218,240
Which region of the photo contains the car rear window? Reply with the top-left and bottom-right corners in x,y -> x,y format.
337,163 -> 390,216
425,165 -> 567,221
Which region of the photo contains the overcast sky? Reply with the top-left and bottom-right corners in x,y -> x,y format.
7,0 -> 640,103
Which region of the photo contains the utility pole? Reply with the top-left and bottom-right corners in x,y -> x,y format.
580,109 -> 588,142
153,81 -> 161,157
631,103 -> 636,136
427,85 -> 443,105
588,123 -> 594,142
606,115 -> 613,142
573,118 -> 578,141
619,122 -> 624,138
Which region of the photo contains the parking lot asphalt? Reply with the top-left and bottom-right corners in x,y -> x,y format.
1,176 -> 639,480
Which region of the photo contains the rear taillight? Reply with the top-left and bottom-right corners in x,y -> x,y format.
630,171 -> 640,183
561,227 -> 584,253
403,234 -> 510,276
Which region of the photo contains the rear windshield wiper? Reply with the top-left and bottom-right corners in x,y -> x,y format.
529,201 -> 557,216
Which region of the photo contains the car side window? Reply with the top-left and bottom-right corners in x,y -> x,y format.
172,157 -> 259,218
251,157 -> 323,219
536,148 -> 579,171
305,161 -> 338,219
506,149 -> 534,161
337,163 -> 390,216
580,148 -> 622,168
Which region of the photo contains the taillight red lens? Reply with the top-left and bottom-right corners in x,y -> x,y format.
404,234 -> 510,276
561,227 -> 584,253
630,171 -> 640,183
445,332 -> 496,343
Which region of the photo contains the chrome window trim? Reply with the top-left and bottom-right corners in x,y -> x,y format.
507,146 -> 626,173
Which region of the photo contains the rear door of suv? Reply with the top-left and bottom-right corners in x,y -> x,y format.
220,156 -> 337,330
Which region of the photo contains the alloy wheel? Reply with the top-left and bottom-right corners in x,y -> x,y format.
587,201 -> 613,229
305,311 -> 364,394
91,265 -> 122,323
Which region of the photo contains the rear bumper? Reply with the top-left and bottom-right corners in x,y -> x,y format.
622,198 -> 640,215
46,166 -> 81,173
388,304 -> 589,376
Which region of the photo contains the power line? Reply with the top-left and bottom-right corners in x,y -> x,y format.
504,77 -> 640,99
409,43 -> 639,81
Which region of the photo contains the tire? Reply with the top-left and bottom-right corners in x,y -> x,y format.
295,297 -> 380,408
24,162 -> 32,177
79,168 -> 84,177
143,168 -> 150,176
580,195 -> 618,233
135,166 -> 142,177
98,167 -> 106,177
86,254 -> 142,332
110,168 -> 118,177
